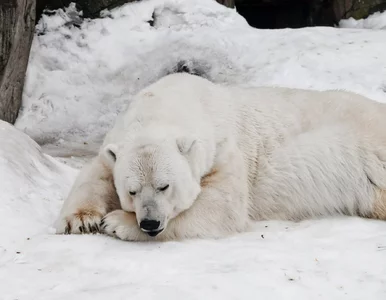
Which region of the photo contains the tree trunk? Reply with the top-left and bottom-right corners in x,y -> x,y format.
216,0 -> 235,8
0,0 -> 36,124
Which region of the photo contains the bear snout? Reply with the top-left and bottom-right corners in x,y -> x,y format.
139,219 -> 163,236
140,219 -> 160,230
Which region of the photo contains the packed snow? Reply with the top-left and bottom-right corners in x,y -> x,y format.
1,0 -> 386,299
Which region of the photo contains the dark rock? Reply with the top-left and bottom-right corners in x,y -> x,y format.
332,0 -> 385,21
216,0 -> 235,8
36,0 -> 138,21
35,0 -> 385,28
234,0 -> 385,28
164,60 -> 210,79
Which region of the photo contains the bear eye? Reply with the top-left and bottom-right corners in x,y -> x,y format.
129,191 -> 136,196
158,184 -> 169,192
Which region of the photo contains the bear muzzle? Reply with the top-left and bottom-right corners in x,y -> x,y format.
139,219 -> 164,237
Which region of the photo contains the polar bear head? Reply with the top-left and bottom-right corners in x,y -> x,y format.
101,137 -> 202,237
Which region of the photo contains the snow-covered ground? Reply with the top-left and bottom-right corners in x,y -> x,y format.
15,0 -> 386,153
1,122 -> 386,299
1,0 -> 386,299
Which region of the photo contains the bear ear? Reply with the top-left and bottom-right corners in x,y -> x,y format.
100,144 -> 119,169
176,137 -> 196,155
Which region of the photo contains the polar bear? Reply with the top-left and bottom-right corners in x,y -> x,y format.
55,73 -> 386,241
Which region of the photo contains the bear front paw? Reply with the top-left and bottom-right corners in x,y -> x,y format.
55,208 -> 104,234
100,210 -> 147,241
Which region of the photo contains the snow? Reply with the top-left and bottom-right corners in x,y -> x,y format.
340,11 -> 386,30
1,124 -> 385,299
1,0 -> 386,298
15,0 -> 386,154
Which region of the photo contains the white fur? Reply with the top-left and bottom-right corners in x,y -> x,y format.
55,73 -> 386,240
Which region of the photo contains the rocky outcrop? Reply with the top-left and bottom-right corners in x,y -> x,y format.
36,0 -> 137,20
333,0 -> 386,21
35,1 -> 385,28
216,0 -> 235,8
235,0 -> 386,28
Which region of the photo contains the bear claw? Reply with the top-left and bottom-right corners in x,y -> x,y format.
56,210 -> 104,235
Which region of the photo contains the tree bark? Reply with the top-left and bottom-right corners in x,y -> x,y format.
216,0 -> 235,8
0,0 -> 36,124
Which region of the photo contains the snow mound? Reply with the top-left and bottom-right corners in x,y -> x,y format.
340,11 -> 386,30
16,0 -> 386,153
0,120 -> 77,263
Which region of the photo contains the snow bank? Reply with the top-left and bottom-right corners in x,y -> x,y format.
0,121 -> 76,263
16,0 -> 386,153
340,11 -> 386,30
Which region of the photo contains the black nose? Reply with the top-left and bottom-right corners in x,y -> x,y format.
140,219 -> 160,231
